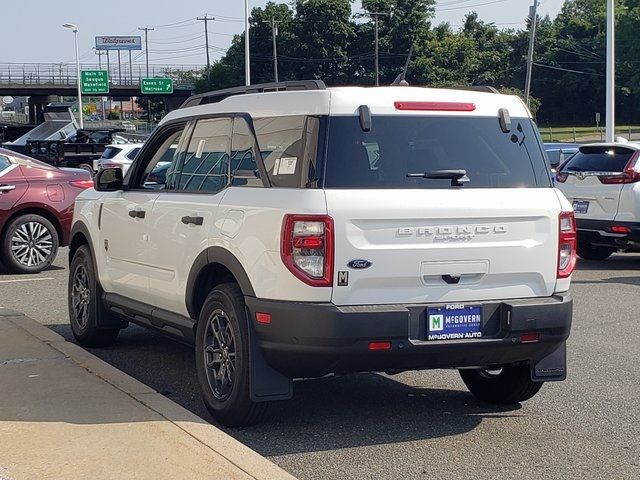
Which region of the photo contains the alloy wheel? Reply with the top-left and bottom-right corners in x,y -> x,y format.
71,264 -> 91,329
203,309 -> 237,400
10,221 -> 54,267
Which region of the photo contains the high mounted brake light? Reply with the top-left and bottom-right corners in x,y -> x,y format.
558,211 -> 577,279
281,214 -> 334,287
394,101 -> 476,112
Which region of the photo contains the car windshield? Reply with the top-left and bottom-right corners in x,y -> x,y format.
321,115 -> 550,189
560,146 -> 635,173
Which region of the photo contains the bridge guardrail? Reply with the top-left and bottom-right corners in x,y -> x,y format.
0,63 -> 200,87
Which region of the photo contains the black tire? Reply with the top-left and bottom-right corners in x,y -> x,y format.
78,163 -> 94,174
68,245 -> 120,347
460,366 -> 543,404
1,214 -> 59,274
195,283 -> 267,427
577,242 -> 615,261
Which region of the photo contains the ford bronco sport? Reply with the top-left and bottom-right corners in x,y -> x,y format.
68,80 -> 574,426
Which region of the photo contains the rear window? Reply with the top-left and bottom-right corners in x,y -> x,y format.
561,146 -> 634,173
101,147 -> 121,160
322,116 -> 550,189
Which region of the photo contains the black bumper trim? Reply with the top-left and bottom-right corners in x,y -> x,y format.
577,218 -> 640,248
245,293 -> 573,378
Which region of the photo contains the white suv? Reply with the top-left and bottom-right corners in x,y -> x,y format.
68,81 -> 575,426
556,142 -> 640,260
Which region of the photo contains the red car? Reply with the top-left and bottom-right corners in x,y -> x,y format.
0,147 -> 93,273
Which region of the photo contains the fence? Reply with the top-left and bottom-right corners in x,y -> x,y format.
539,126 -> 640,143
0,62 -> 201,87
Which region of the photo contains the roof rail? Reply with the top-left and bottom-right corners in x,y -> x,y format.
456,86 -> 500,94
180,80 -> 327,109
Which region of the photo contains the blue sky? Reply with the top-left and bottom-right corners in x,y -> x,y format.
2,0 -> 564,66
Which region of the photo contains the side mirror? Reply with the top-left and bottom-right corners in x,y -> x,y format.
95,167 -> 123,192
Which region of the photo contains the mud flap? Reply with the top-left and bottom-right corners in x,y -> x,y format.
246,307 -> 293,402
531,342 -> 567,382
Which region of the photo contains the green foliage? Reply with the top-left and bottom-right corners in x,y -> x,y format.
190,0 -> 640,125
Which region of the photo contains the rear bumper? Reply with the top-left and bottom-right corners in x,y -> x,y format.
245,293 -> 573,378
577,218 -> 640,249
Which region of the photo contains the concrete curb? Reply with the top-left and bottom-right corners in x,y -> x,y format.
1,309 -> 297,480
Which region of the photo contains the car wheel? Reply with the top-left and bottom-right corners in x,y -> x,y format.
68,245 -> 120,347
459,366 -> 543,404
78,163 -> 94,174
1,214 -> 59,274
577,242 -> 615,261
195,283 -> 267,427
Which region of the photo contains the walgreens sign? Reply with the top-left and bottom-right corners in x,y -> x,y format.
95,36 -> 142,51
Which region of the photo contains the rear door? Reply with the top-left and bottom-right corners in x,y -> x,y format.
321,114 -> 561,306
557,145 -> 636,221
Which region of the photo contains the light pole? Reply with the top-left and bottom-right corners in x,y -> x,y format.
244,0 -> 251,85
63,23 -> 83,129
605,0 -> 615,142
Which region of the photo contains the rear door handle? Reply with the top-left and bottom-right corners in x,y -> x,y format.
0,184 -> 16,193
181,215 -> 204,226
128,210 -> 146,219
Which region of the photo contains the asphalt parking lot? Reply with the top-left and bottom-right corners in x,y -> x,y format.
1,248 -> 639,480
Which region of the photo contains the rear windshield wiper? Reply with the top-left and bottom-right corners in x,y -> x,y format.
406,169 -> 470,187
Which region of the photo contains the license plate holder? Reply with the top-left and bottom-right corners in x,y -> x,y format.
572,200 -> 589,214
427,304 -> 482,340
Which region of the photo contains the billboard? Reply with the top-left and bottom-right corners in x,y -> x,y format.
95,36 -> 142,51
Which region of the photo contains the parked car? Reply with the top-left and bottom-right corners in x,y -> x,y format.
68,81 -> 574,427
544,142 -> 579,172
0,148 -> 93,273
93,143 -> 142,174
556,142 -> 640,260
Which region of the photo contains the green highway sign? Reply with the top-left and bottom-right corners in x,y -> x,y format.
80,70 -> 109,94
141,78 -> 173,94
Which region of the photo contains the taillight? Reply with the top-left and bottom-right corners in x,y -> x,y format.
281,214 -> 334,287
555,171 -> 568,183
558,211 -> 577,278
70,179 -> 94,189
599,151 -> 640,184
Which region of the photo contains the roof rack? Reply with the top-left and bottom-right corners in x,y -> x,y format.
180,80 -> 327,109
456,86 -> 500,94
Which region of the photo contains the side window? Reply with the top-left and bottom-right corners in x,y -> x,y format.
254,116 -> 319,188
178,117 -> 232,193
230,117 -> 261,187
135,126 -> 186,190
126,148 -> 140,160
0,155 -> 11,173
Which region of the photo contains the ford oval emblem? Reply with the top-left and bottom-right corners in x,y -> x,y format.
348,259 -> 372,269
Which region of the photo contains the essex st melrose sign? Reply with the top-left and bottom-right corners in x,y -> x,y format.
80,70 -> 109,95
141,78 -> 173,94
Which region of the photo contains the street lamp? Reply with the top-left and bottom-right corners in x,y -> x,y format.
63,23 -> 83,129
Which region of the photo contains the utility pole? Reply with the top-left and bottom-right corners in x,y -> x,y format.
197,15 -> 215,71
139,26 -> 154,123
524,0 -> 538,107
366,11 -> 388,87
605,0 -> 615,142
244,0 -> 251,85
264,17 -> 279,82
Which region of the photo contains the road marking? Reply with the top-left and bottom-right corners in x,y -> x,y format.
0,277 -> 55,284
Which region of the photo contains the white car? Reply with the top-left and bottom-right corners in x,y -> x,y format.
68,81 -> 575,427
93,143 -> 142,174
556,142 -> 640,260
